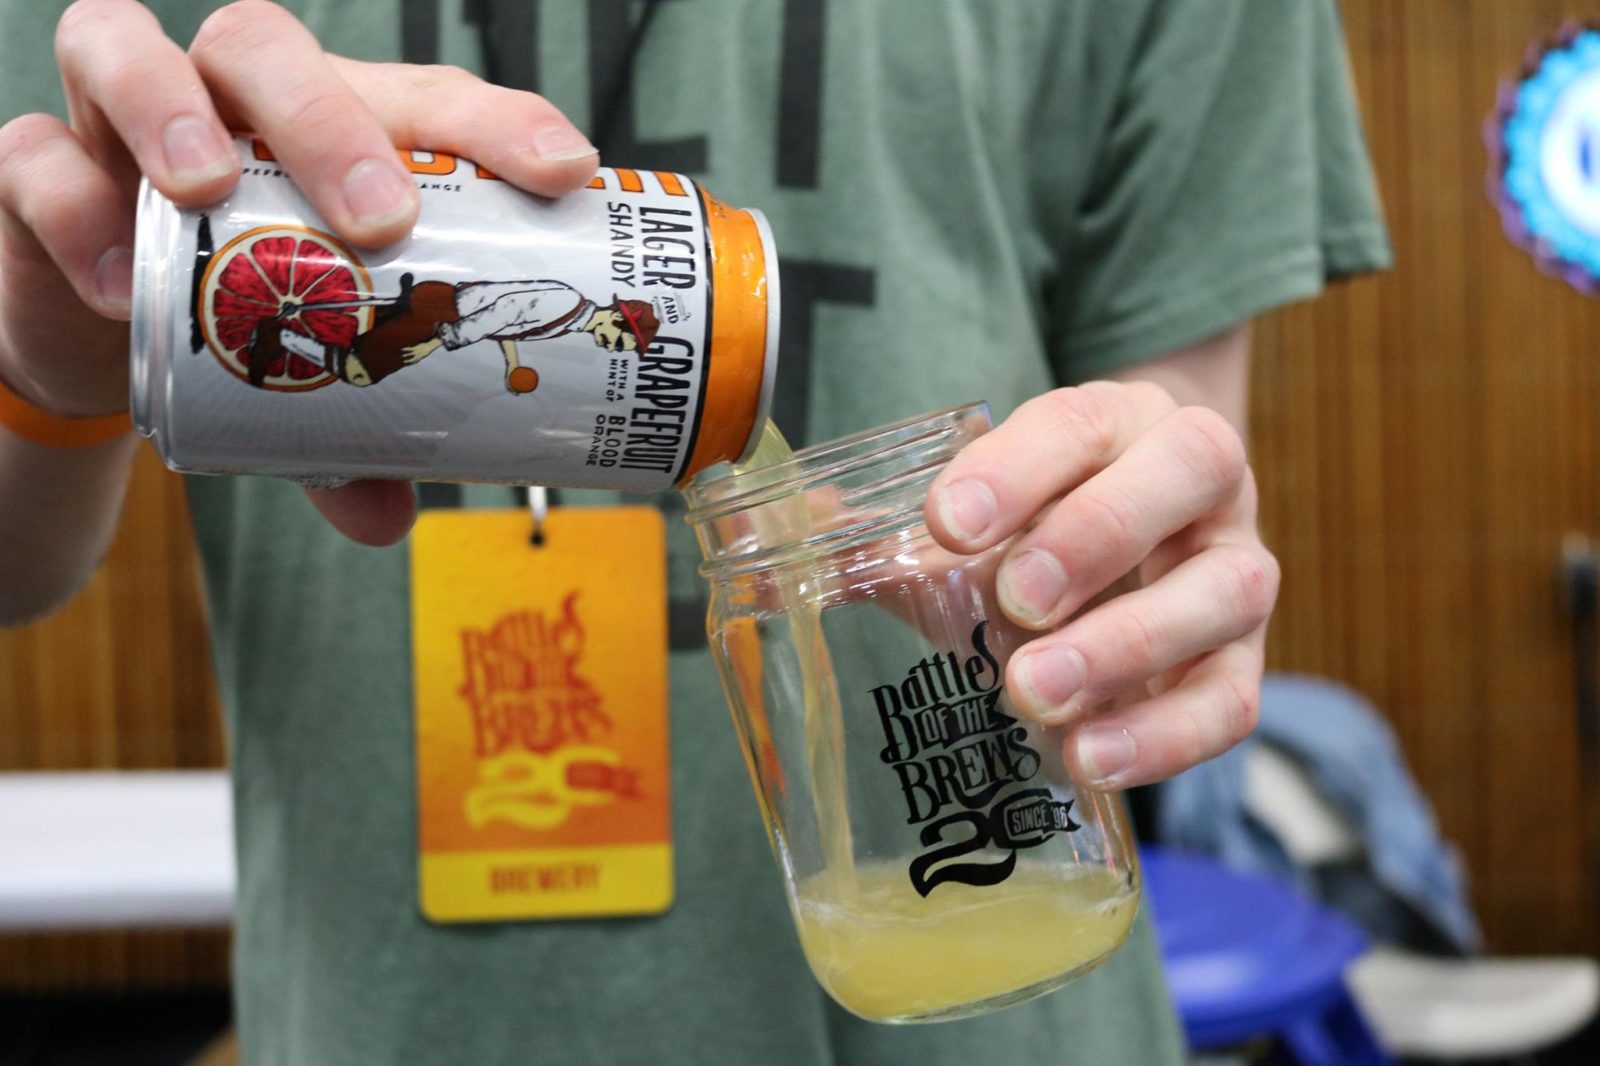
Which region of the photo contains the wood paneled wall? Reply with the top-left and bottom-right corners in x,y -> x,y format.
4,0 -> 1600,990
0,449 -> 230,989
1254,0 -> 1600,953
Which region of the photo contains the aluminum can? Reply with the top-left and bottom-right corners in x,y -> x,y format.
131,139 -> 779,490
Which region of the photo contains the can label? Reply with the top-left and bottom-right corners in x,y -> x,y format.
132,140 -> 778,490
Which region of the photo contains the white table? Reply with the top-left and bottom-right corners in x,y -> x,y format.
0,771 -> 234,930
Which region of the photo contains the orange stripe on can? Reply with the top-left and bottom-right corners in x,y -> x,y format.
679,190 -> 772,482
405,151 -> 458,175
656,172 -> 688,197
615,168 -> 645,193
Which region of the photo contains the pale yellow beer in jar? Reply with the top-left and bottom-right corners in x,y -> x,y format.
795,863 -> 1137,1020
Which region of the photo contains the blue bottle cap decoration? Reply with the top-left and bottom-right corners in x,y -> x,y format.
1489,23 -> 1600,294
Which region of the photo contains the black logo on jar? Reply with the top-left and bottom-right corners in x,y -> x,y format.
989,789 -> 1081,849
871,622 -> 1081,896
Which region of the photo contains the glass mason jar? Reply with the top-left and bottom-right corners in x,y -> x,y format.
684,404 -> 1140,1024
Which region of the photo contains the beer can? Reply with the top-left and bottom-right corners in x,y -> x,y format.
130,139 -> 779,490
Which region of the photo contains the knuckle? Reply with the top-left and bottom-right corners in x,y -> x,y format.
470,89 -> 571,175
0,119 -> 76,210
1125,379 -> 1178,415
1071,484 -> 1142,549
55,0 -> 125,57
1107,604 -> 1163,673
84,54 -> 184,112
1236,464 -> 1262,516
194,0 -> 292,58
15,173 -> 106,249
1213,667 -> 1262,745
1217,543 -> 1280,623
277,87 -> 363,144
1170,405 -> 1247,486
0,114 -> 68,171
1174,705 -> 1212,771
409,62 -> 478,93
502,87 -> 558,121
1034,387 -> 1121,465
29,187 -> 85,240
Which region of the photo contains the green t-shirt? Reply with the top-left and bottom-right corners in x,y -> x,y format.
1,2 -> 1390,1064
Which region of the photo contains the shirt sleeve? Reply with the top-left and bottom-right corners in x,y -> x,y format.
1049,0 -> 1393,379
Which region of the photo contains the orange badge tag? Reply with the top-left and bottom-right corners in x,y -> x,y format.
412,507 -> 671,922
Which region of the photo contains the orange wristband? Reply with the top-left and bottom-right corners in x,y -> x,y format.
0,369 -> 131,448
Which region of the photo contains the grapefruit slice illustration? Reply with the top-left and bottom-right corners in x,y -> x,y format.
197,225 -> 374,391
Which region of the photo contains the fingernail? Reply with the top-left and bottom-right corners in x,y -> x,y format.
94,246 -> 133,317
935,479 -> 997,544
1077,727 -> 1136,787
342,158 -> 417,227
999,549 -> 1067,624
532,124 -> 598,162
1014,646 -> 1086,720
162,115 -> 235,184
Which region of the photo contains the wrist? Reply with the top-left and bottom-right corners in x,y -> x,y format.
0,362 -> 131,448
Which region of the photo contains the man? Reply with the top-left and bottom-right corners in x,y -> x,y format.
0,2 -> 1388,1063
417,283 -> 660,360
260,277 -> 659,391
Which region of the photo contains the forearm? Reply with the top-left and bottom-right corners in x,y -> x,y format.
1102,323 -> 1251,437
0,424 -> 137,626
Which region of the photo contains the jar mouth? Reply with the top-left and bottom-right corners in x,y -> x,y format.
685,402 -> 991,577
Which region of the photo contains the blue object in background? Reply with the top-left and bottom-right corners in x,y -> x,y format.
1142,846 -> 1393,1065
1157,674 -> 1480,955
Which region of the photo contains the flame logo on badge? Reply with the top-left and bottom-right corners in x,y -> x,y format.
457,594 -> 636,830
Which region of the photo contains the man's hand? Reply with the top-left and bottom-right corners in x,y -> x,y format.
0,0 -> 598,548
924,363 -> 1277,790
401,337 -> 443,365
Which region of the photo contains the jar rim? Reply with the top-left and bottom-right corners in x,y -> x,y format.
685,402 -> 991,578
682,402 -> 989,526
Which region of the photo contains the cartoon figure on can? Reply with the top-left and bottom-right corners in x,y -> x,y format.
192,217 -> 661,394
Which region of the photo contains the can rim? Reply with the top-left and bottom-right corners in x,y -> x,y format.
733,208 -> 782,467
129,177 -> 174,442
